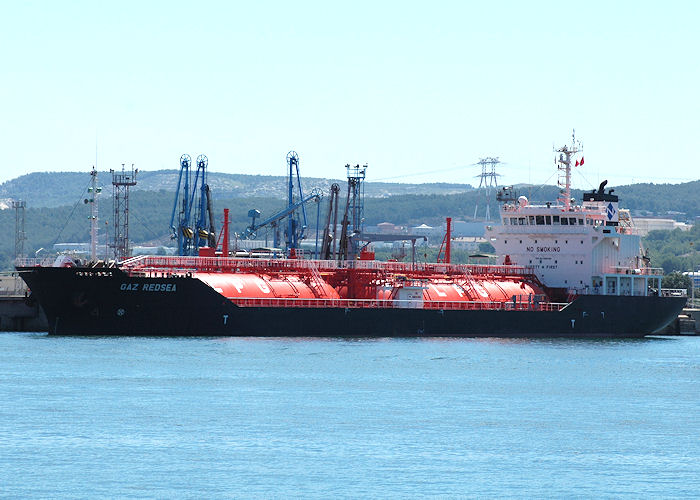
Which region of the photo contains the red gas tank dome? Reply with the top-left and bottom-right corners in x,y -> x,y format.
194,273 -> 340,300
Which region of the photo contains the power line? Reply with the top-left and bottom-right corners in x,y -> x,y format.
372,164 -> 470,182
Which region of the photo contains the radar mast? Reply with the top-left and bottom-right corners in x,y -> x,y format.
555,130 -> 582,211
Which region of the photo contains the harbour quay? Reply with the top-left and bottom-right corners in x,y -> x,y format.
0,273 -> 47,332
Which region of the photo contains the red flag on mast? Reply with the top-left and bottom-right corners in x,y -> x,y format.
575,159 -> 580,167
580,156 -> 585,166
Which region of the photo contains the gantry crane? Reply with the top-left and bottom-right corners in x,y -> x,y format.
170,154 -> 215,256
244,151 -> 321,255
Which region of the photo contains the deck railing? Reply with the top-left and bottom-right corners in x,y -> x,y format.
14,257 -> 56,268
120,255 -> 534,278
606,266 -> 665,276
228,296 -> 568,312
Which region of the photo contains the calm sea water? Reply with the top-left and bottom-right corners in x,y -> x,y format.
1,333 -> 699,499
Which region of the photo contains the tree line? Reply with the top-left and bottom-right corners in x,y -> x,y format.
1,188 -> 697,276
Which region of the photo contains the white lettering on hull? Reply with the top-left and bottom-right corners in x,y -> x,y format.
120,283 -> 177,292
526,246 -> 561,252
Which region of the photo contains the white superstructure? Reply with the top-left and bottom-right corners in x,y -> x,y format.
486,133 -> 663,297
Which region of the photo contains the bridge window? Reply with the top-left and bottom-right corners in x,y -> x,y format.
569,217 -> 577,225
510,217 -> 518,225
578,218 -> 584,225
561,218 -> 569,225
553,215 -> 560,224
528,216 -> 535,225
545,216 -> 552,225
536,215 -> 545,225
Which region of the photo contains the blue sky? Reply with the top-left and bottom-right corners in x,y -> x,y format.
2,1 -> 698,190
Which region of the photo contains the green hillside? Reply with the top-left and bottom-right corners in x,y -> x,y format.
0,170 -> 475,208
0,173 -> 698,273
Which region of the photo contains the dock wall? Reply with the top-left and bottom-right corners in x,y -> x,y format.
0,296 -> 49,332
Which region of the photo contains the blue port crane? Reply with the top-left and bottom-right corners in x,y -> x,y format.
244,151 -> 321,255
170,154 -> 192,256
245,189 -> 322,246
192,154 -> 215,249
169,153 -> 214,256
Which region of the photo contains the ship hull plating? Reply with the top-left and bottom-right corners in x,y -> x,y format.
19,266 -> 685,338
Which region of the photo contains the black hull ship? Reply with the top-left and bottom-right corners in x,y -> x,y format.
18,260 -> 684,338
17,137 -> 687,338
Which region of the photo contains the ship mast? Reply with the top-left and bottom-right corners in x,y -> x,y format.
555,130 -> 582,211
87,166 -> 102,261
